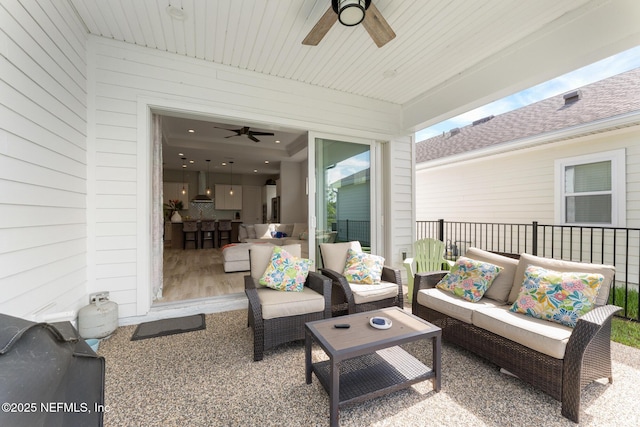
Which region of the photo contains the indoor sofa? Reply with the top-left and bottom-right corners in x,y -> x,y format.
411,247 -> 621,423
239,223 -> 308,257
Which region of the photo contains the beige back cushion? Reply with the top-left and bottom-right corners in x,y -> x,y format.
291,223 -> 307,238
508,253 -> 615,306
319,241 -> 362,272
254,224 -> 272,239
464,247 -> 519,303
249,244 -> 302,280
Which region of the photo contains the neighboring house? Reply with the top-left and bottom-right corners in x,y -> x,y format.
334,169 -> 371,245
2,1 -> 639,324
415,67 -> 640,282
415,67 -> 640,228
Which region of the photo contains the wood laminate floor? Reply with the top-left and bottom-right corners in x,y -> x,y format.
158,247 -> 246,303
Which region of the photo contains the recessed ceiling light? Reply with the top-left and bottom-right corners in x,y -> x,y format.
178,153 -> 184,156
264,160 -> 269,164
275,140 -> 281,144
253,169 -> 258,173
182,164 -> 186,168
188,129 -> 195,133
189,160 -> 194,164
222,162 -> 227,166
166,6 -> 186,21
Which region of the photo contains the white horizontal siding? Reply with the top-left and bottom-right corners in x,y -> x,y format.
89,36 -> 403,318
0,0 -> 88,319
416,125 -> 640,280
417,127 -> 640,225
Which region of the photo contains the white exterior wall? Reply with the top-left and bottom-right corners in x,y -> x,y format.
387,135 -> 414,267
88,37 -> 407,319
416,126 -> 640,226
416,125 -> 640,282
0,1 -> 88,319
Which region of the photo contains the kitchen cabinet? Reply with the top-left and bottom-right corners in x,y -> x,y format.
215,184 -> 242,210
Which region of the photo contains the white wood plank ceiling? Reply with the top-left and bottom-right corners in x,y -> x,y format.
69,0 -> 595,105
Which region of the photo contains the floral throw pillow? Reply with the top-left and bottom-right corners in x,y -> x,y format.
436,257 -> 503,302
259,246 -> 313,292
343,249 -> 385,284
510,265 -> 604,327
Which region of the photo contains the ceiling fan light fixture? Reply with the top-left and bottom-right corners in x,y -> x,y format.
335,0 -> 369,26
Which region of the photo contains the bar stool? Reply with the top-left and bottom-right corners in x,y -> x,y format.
182,220 -> 199,249
218,219 -> 232,247
200,220 -> 216,249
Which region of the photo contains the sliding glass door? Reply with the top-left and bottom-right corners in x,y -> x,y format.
313,137 -> 375,264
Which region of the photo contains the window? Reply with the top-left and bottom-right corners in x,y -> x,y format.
555,149 -> 625,226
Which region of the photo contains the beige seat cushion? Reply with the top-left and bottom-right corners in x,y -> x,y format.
349,281 -> 398,305
473,306 -> 573,359
320,241 -> 362,272
256,286 -> 325,320
464,247 -> 519,303
416,288 -> 504,324
249,244 -> 302,281
508,253 -> 616,305
222,243 -> 253,261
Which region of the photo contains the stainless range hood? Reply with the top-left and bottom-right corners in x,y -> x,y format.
191,171 -> 213,203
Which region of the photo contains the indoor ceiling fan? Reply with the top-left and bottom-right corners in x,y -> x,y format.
302,0 -> 395,48
215,126 -> 275,143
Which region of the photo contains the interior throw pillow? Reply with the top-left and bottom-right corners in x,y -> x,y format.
510,265 -> 604,327
259,246 -> 313,292
436,257 -> 503,302
343,248 -> 385,284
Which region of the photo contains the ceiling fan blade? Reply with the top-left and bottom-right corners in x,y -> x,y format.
215,126 -> 241,134
362,3 -> 396,48
248,134 -> 260,143
249,131 -> 275,136
302,7 -> 337,46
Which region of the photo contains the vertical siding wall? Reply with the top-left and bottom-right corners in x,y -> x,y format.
89,37 -> 405,319
0,1 -> 88,319
387,135 -> 413,269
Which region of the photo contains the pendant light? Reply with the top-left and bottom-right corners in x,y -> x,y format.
229,161 -> 234,196
205,159 -> 211,195
181,157 -> 187,195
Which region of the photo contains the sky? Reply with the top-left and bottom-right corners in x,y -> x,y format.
415,45 -> 640,142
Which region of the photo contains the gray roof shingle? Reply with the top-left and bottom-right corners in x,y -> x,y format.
416,67 -> 640,163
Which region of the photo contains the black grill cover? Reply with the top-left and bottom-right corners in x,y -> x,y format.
0,313 -> 105,427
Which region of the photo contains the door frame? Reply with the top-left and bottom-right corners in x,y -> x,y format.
307,131 -> 383,266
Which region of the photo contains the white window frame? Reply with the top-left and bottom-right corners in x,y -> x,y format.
554,149 -> 625,227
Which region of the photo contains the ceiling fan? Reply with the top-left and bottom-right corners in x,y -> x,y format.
302,0 -> 395,48
215,126 -> 275,143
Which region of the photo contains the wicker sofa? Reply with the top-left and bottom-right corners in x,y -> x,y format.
411,247 -> 621,423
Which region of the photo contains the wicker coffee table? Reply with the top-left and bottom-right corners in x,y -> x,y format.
305,306 -> 441,426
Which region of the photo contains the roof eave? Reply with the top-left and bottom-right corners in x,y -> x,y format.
417,110 -> 640,170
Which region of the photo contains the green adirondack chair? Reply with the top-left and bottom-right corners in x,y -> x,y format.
403,238 -> 454,302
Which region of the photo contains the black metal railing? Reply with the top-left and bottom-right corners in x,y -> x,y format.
416,219 -> 640,321
333,219 -> 370,247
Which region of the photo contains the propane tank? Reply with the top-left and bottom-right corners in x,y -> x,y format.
78,292 -> 118,339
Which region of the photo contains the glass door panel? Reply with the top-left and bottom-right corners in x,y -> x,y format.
315,138 -> 371,264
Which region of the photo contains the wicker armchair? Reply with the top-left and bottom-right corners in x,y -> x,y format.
319,241 -> 403,316
245,244 -> 331,361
